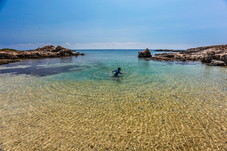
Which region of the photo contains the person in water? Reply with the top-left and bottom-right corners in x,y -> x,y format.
112,67 -> 124,76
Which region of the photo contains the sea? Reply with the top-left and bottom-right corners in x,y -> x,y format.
0,49 -> 227,150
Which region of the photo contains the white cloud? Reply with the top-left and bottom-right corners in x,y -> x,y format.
19,43 -> 53,47
71,42 -> 143,49
1,42 -> 72,50
63,42 -> 71,46
71,42 -> 194,49
0,42 -> 196,50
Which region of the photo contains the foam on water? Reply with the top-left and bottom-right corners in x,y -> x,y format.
0,49 -> 227,150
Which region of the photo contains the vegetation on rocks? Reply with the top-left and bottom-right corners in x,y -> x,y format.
0,48 -> 18,52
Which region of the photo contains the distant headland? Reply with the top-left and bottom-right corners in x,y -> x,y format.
138,44 -> 227,66
154,49 -> 185,52
0,45 -> 84,65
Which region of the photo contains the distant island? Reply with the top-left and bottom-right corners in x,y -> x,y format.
138,44 -> 227,66
154,49 -> 185,52
0,45 -> 84,65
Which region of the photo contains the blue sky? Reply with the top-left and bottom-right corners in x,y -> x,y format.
0,0 -> 227,49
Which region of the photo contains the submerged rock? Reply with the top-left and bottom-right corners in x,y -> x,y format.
0,59 -> 20,65
138,48 -> 152,58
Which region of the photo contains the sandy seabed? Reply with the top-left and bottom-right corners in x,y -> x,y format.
0,73 -> 227,151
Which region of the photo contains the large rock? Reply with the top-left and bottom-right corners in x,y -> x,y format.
56,45 -> 64,51
210,60 -> 226,66
201,54 -> 214,63
0,51 -> 18,59
138,48 -> 152,58
57,49 -> 73,56
220,53 -> 227,63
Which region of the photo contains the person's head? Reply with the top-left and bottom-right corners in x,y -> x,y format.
118,67 -> 121,71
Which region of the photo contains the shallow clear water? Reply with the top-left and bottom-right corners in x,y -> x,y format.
0,49 -> 227,150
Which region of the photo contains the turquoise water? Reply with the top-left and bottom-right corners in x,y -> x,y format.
0,49 -> 227,150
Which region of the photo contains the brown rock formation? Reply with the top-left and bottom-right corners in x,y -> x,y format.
150,44 -> 227,66
138,48 -> 152,58
0,45 -> 84,65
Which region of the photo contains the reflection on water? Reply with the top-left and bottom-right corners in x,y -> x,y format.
0,64 -> 86,76
0,57 -> 90,76
0,50 -> 227,150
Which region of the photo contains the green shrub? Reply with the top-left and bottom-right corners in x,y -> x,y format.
0,48 -> 18,52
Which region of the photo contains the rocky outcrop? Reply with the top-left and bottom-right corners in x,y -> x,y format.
0,45 -> 84,65
150,44 -> 227,66
0,45 -> 83,59
138,48 -> 152,58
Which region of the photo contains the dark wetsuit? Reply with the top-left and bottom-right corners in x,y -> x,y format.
114,70 -> 122,76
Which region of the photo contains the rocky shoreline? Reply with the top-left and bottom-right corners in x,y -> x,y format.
0,45 -> 84,65
139,44 -> 227,66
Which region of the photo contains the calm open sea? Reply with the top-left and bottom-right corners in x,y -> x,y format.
0,49 -> 227,150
